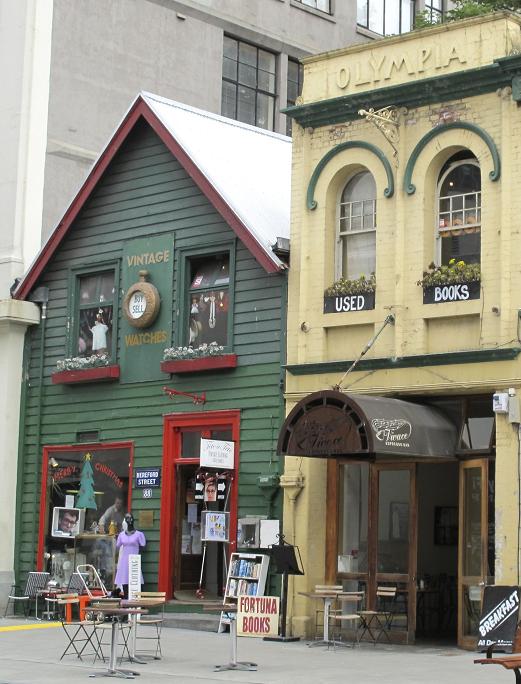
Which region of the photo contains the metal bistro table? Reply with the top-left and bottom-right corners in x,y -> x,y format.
299,590 -> 349,648
204,603 -> 257,672
121,598 -> 166,664
88,606 -> 147,679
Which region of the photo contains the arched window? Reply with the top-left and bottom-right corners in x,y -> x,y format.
437,155 -> 481,265
338,171 -> 376,280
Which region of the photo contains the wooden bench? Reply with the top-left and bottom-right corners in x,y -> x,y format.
474,625 -> 521,683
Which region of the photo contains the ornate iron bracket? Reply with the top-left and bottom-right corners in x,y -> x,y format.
358,106 -> 405,161
163,386 -> 206,405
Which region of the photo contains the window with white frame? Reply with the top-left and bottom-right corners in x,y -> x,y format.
222,36 -> 276,131
357,0 -> 414,35
337,172 -> 377,280
293,0 -> 331,13
437,155 -> 481,265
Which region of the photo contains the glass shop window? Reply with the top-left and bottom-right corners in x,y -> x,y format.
77,270 -> 115,358
337,462 -> 369,574
43,448 -> 130,588
188,254 -> 229,348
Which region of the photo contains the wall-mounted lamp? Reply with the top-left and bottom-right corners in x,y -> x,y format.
49,457 -> 59,468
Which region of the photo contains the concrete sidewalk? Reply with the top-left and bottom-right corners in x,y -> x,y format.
0,617 -> 498,683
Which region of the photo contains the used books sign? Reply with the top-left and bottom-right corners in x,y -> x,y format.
324,292 -> 375,313
237,596 -> 280,638
477,586 -> 520,652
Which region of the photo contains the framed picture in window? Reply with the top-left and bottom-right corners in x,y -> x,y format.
434,506 -> 458,545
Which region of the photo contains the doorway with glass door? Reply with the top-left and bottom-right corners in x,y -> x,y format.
158,410 -> 240,601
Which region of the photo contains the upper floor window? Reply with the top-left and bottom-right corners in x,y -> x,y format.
337,171 -> 377,280
76,270 -> 116,358
286,58 -> 303,136
188,253 -> 230,348
293,0 -> 331,13
357,0 -> 414,35
222,36 -> 276,131
437,155 -> 481,265
425,0 -> 444,23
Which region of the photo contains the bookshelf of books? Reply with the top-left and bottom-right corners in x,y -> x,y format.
218,552 -> 270,632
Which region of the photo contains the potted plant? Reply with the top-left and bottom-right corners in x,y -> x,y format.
324,273 -> 376,313
418,259 -> 480,304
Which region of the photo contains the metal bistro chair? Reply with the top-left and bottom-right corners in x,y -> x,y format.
88,599 -> 133,666
313,585 -> 343,639
134,591 -> 166,659
329,591 -> 365,649
357,586 -> 398,645
56,594 -> 99,661
4,571 -> 50,618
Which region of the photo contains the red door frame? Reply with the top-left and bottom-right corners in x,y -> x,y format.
37,442 -> 134,570
158,410 -> 240,598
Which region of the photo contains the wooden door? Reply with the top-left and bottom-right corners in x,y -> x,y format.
458,458 -> 493,649
373,463 -> 417,643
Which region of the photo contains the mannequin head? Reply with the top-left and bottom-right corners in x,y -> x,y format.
123,513 -> 135,532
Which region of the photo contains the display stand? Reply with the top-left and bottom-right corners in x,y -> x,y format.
264,534 -> 304,643
218,552 -> 269,633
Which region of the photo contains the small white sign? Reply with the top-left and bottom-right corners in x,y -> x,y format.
128,554 -> 141,600
142,488 -> 153,498
200,438 -> 234,469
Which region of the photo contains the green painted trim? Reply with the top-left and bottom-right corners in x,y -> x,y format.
285,347 -> 520,375
307,141 -> 394,210
283,55 -> 521,129
404,122 -> 501,195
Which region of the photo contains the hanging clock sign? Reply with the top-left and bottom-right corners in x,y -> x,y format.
123,269 -> 161,328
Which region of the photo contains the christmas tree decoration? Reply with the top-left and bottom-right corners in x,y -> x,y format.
76,452 -> 98,510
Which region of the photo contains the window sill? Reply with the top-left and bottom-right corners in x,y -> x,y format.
161,355 -> 238,374
289,1 -> 335,22
51,365 -> 121,385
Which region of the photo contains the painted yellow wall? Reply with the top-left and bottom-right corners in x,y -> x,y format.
284,13 -> 521,637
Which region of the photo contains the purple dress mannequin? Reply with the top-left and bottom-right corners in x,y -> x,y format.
115,518 -> 146,588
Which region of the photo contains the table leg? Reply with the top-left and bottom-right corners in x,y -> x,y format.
89,619 -> 141,679
214,613 -> 257,672
308,597 -> 333,647
128,613 -> 147,664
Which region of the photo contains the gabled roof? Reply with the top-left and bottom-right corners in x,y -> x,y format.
15,92 -> 291,300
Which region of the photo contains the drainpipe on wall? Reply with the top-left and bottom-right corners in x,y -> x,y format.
279,474 -> 305,636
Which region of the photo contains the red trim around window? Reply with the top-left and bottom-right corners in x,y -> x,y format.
158,410 -> 240,599
37,442 -> 134,571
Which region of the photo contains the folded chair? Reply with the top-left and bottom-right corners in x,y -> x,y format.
56,594 -> 98,661
4,571 -> 50,618
134,591 -> 166,659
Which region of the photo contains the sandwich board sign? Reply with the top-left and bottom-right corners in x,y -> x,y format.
477,586 -> 520,652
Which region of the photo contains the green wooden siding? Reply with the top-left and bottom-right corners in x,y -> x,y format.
16,120 -> 286,588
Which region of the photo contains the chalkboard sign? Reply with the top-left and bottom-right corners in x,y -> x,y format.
477,586 -> 520,652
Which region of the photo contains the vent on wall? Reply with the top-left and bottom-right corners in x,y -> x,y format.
76,431 -> 100,443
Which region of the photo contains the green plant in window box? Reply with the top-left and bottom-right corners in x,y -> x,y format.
56,354 -> 110,371
417,259 -> 481,288
163,342 -> 225,361
324,273 -> 376,297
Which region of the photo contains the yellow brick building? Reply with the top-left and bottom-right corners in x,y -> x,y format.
280,12 -> 521,648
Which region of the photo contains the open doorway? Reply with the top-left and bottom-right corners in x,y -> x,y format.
416,462 -> 459,642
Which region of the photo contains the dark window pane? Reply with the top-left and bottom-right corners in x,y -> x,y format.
258,67 -> 276,94
221,81 -> 237,119
239,42 -> 257,67
223,36 -> 237,60
223,55 -> 237,81
188,255 -> 229,348
237,86 -> 256,125
238,62 -> 257,88
181,431 -> 202,459
256,92 -> 274,130
78,305 -> 113,357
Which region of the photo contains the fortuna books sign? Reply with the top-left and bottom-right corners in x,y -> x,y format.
477,586 -> 520,652
237,596 -> 280,638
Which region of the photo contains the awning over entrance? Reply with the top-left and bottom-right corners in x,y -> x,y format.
277,390 -> 458,460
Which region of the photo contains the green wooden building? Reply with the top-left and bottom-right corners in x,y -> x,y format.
13,93 -> 290,599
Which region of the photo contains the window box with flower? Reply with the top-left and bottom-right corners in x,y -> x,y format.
418,260 -> 481,304
324,274 -> 376,313
51,354 -> 120,384
160,342 -> 237,374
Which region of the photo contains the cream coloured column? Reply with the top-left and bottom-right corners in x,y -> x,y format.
0,300 -> 40,611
